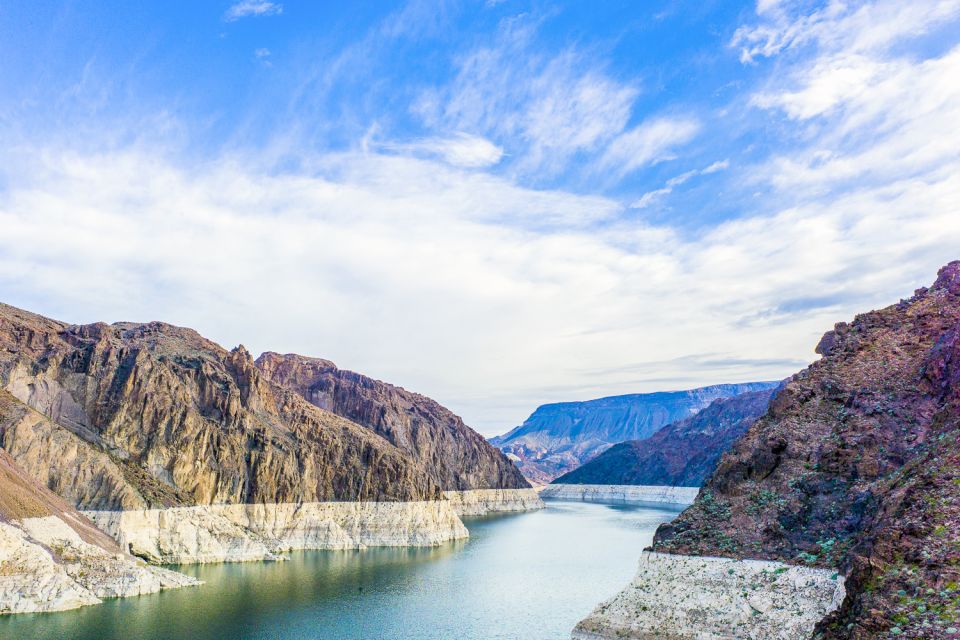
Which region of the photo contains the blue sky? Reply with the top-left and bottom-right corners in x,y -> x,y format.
1,0 -> 959,435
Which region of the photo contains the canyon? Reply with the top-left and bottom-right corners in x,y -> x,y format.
0,302 -> 540,613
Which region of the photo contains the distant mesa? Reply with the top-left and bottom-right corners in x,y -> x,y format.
551,387 -> 777,487
490,381 -> 779,484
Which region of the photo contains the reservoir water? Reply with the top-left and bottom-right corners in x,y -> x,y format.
2,500 -> 683,640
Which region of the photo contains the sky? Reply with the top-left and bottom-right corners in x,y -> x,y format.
1,0 -> 959,436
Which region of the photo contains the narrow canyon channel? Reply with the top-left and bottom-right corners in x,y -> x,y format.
1,500 -> 683,640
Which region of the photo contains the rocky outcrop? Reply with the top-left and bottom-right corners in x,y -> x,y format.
0,448 -> 198,614
651,262 -> 960,639
553,388 -> 777,487
573,552 -> 844,640
255,352 -> 530,492
538,484 -> 698,506
442,489 -> 544,516
490,382 -> 779,483
85,500 -> 469,564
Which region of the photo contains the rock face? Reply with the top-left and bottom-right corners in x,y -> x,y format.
255,352 -> 529,492
0,303 -> 439,507
651,262 -> 960,639
552,388 -> 777,487
538,484 -> 698,506
490,382 -> 779,483
573,552 -> 845,640
0,447 -> 198,614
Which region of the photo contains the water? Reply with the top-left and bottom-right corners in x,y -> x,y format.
2,501 -> 682,640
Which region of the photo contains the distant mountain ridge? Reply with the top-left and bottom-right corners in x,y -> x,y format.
490,381 -> 780,483
551,387 -> 777,487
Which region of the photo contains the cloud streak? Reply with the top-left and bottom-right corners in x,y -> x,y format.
224,1 -> 283,22
631,159 -> 728,209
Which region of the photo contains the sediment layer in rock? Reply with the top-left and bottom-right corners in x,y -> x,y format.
442,489 -> 544,516
0,515 -> 199,614
538,484 -> 698,506
0,446 -> 198,614
84,501 -> 470,564
573,552 -> 844,640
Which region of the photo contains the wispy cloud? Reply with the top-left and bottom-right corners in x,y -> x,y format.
732,0 -> 960,63
380,133 -> 504,169
224,1 -> 283,22
599,116 -> 701,180
631,159 -> 728,209
415,17 -> 642,180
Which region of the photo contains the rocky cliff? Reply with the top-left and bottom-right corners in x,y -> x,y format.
552,388 -> 776,487
255,352 -> 529,491
490,382 -> 779,483
0,303 -> 441,508
647,262 -> 960,639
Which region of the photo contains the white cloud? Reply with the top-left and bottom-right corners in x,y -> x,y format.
599,116 -> 701,180
733,0 -> 960,63
255,48 -> 271,58
1,140 -> 957,435
415,19 -> 642,178
381,133 -> 504,169
742,1 -> 960,199
224,1 -> 283,21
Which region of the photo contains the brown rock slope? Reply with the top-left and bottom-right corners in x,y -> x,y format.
0,447 -> 118,550
0,303 -> 440,509
256,352 -> 529,491
552,387 -> 777,487
654,262 -> 960,639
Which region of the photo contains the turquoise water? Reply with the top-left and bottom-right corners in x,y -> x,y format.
2,501 -> 682,640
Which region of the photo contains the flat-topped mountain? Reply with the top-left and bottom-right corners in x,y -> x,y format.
552,387 -> 777,487
650,262 -> 960,638
491,381 -> 779,483
256,352 -> 528,491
